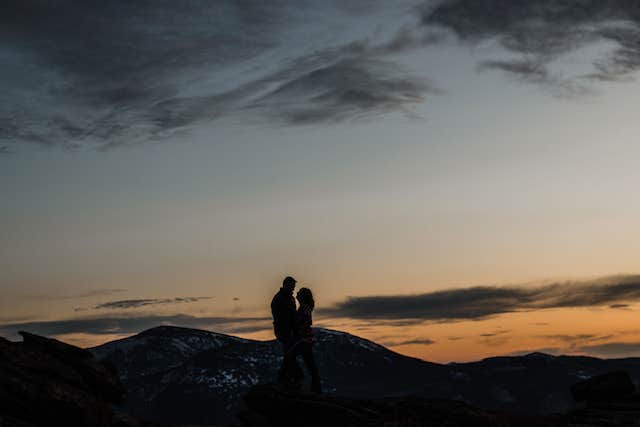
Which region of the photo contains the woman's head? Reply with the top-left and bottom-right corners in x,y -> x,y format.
296,287 -> 315,309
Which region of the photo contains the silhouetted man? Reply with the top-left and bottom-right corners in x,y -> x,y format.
271,276 -> 298,385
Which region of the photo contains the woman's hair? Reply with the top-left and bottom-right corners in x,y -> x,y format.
297,287 -> 315,310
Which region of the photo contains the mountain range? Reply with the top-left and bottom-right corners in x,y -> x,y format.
89,326 -> 640,426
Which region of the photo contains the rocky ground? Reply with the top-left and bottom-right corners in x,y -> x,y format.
0,332 -> 152,427
236,373 -> 640,427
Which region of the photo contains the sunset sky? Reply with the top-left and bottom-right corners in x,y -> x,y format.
2,0 -> 640,363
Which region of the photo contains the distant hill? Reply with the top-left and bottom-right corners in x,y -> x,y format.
90,326 -> 640,426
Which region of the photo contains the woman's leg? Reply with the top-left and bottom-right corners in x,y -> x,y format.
278,339 -> 301,387
300,342 -> 321,393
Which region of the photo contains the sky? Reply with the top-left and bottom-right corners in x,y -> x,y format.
2,0 -> 640,363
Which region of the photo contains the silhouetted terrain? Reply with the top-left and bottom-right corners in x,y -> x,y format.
90,326 -> 640,426
4,327 -> 640,426
237,380 -> 640,427
90,326 -> 449,425
0,332 -> 151,427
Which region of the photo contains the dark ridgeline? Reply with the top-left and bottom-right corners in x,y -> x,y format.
89,325 -> 640,426
4,327 -> 640,426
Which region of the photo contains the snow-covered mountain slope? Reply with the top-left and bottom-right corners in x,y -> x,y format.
89,325 -> 640,426
90,326 -> 448,425
90,325 -> 248,379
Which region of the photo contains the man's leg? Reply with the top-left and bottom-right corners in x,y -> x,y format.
277,339 -> 289,383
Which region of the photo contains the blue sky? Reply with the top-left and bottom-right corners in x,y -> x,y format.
2,0 -> 640,361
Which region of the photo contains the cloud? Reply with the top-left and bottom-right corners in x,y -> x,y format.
0,314 -> 271,340
480,330 -> 510,338
478,59 -> 550,84
6,1 -> 640,149
540,333 -> 615,351
478,330 -> 511,347
92,296 -> 212,310
252,57 -> 434,125
423,0 -> 640,86
381,338 -> 436,347
320,275 -> 640,322
1,0 -> 436,150
577,342 -> 640,358
476,59 -> 588,95
610,303 -> 630,309
542,334 -> 599,343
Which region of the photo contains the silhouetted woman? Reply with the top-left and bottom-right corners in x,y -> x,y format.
293,287 -> 321,393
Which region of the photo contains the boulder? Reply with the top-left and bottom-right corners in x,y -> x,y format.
240,384 -> 511,427
0,332 -> 149,427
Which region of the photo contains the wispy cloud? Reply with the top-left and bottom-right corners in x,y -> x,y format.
540,333 -> 614,351
423,0 -> 640,87
577,342 -> 640,358
320,275 -> 640,322
478,329 -> 511,347
252,57 -> 434,126
542,334 -> 601,342
479,330 -> 510,338
380,338 -> 435,347
92,296 -> 212,310
0,1 -> 436,150
610,303 -> 631,309
5,1 -> 640,150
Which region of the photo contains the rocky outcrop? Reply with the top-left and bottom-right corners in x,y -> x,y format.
238,384 -> 528,427
0,332 -> 150,427
237,381 -> 640,427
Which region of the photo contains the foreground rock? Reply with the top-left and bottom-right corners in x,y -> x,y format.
0,332 -> 150,427
238,382 -> 640,427
238,384 -> 541,427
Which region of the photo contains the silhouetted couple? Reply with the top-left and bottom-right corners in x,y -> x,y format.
271,276 -> 321,393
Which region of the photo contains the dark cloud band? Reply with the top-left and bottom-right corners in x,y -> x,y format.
320,275 -> 640,322
0,0 -> 433,149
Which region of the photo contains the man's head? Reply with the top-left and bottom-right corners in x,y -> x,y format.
282,276 -> 297,293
